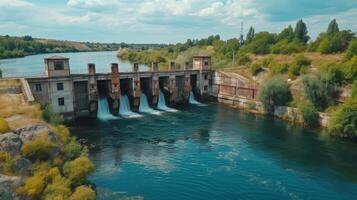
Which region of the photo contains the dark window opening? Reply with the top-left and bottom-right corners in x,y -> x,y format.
204,61 -> 209,66
54,61 -> 64,70
35,83 -> 42,92
57,83 -> 64,91
204,86 -> 208,91
204,75 -> 208,80
58,97 -> 65,106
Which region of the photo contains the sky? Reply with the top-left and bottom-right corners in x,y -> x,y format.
0,0 -> 356,43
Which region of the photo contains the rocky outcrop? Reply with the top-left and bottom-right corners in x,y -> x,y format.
16,124 -> 60,144
0,132 -> 22,155
0,175 -> 27,200
12,157 -> 32,176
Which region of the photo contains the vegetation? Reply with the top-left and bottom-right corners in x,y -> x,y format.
258,76 -> 292,113
70,185 -> 96,200
298,101 -> 320,127
302,73 -> 339,111
41,103 -> 64,126
21,132 -> 55,161
250,63 -> 263,76
0,118 -> 10,133
329,98 -> 357,139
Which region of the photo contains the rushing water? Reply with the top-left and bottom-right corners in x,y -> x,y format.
119,95 -> 142,118
157,91 -> 177,112
97,98 -> 117,120
0,51 -> 148,77
139,93 -> 161,115
70,104 -> 357,200
189,91 -> 203,105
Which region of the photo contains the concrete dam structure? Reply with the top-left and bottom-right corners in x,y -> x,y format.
25,56 -> 212,119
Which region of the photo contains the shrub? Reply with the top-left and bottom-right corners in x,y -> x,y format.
319,63 -> 344,85
53,125 -> 70,144
70,186 -> 96,200
352,81 -> 357,98
236,54 -> 251,65
41,104 -> 64,126
258,76 -> 292,113
64,138 -> 83,160
42,175 -> 72,200
288,64 -> 301,77
0,152 -> 15,174
294,54 -> 311,67
250,63 -> 263,76
0,118 -> 10,133
271,40 -> 305,54
345,39 -> 357,60
270,62 -> 289,75
16,173 -> 46,197
21,132 -> 55,161
298,101 -> 320,127
343,56 -> 357,83
329,98 -> 357,139
64,156 -> 94,185
302,73 -> 339,111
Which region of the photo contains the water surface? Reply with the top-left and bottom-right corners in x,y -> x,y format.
70,104 -> 357,200
0,51 -> 147,77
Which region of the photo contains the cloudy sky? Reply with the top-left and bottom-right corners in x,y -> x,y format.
0,0 -> 356,43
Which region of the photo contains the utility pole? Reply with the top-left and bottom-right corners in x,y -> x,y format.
239,21 -> 244,44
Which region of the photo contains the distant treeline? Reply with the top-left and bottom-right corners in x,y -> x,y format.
118,19 -> 356,69
0,35 -> 168,59
0,35 -> 80,59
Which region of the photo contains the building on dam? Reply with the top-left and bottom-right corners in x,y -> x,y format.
25,56 -> 213,119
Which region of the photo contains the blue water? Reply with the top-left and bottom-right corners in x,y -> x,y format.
0,51 -> 148,77
70,104 -> 357,200
139,93 -> 162,115
97,98 -> 117,120
119,95 -> 142,118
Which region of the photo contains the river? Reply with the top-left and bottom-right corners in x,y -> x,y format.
69,104 -> 357,200
0,51 -> 147,78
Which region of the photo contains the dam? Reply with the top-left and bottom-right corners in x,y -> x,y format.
25,56 -> 213,119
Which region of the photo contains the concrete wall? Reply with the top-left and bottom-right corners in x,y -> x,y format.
45,59 -> 70,77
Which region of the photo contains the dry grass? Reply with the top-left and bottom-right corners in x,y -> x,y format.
0,93 -> 42,129
0,79 -> 21,89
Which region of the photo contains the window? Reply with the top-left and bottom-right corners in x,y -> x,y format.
204,75 -> 208,80
58,97 -> 65,106
35,83 -> 42,92
204,61 -> 209,66
57,83 -> 64,91
204,86 -> 208,91
54,61 -> 64,70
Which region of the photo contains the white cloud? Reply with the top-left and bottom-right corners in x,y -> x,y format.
67,0 -> 119,9
197,2 -> 224,17
0,0 -> 32,7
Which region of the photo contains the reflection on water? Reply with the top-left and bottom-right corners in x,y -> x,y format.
69,104 -> 357,200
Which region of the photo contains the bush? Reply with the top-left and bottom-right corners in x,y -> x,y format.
0,118 -> 10,133
288,64 -> 302,77
329,98 -> 357,139
0,152 -> 15,174
70,186 -> 96,200
271,40 -> 305,54
258,76 -> 292,113
298,101 -> 320,127
16,173 -> 46,197
343,56 -> 357,83
345,39 -> 357,60
250,63 -> 263,76
42,175 -> 72,200
53,125 -> 70,144
64,138 -> 83,160
21,132 -> 55,161
237,54 -> 251,65
352,81 -> 357,98
302,73 -> 339,111
294,54 -> 311,67
64,156 -> 94,186
269,62 -> 289,75
319,63 -> 344,85
41,104 -> 63,126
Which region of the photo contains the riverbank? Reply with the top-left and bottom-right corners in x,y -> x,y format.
0,79 -> 95,199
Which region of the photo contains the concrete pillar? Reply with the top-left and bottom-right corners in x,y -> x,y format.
152,74 -> 159,105
87,63 -> 98,116
110,63 -> 120,111
169,62 -> 176,71
169,75 -> 177,103
184,72 -> 191,101
132,63 -> 141,109
151,62 -> 158,72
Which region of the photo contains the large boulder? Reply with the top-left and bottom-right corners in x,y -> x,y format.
15,124 -> 60,145
12,157 -> 32,175
0,174 -> 28,200
0,132 -> 22,155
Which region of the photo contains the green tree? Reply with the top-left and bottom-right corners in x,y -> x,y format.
345,39 -> 357,60
327,19 -> 339,35
302,73 -> 339,110
277,25 -> 295,42
258,76 -> 292,113
294,19 -> 309,43
246,26 -> 255,43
